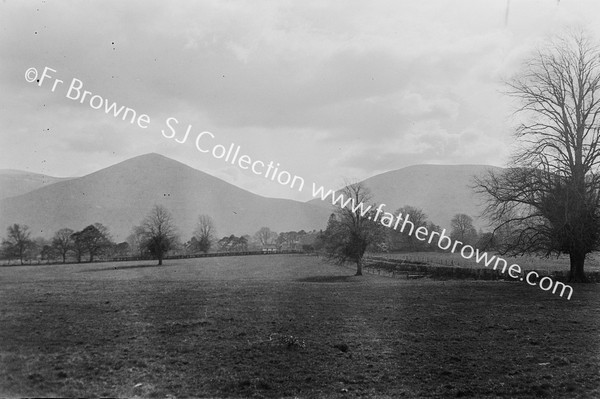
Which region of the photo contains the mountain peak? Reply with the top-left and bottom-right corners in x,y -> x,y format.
0,153 -> 330,240
117,152 -> 184,167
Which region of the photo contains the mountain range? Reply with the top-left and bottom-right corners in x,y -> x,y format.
0,153 -> 498,241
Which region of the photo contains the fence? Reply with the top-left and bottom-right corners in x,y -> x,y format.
362,255 -> 600,282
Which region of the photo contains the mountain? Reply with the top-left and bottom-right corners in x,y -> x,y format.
309,164 -> 502,231
0,170 -> 72,200
0,154 -> 331,241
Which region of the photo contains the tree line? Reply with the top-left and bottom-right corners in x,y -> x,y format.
316,182 -> 489,275
0,205 -> 321,265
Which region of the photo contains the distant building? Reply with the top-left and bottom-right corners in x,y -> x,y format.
261,244 -> 278,253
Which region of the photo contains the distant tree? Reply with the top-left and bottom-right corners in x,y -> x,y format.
1,224 -> 33,265
186,237 -> 199,254
320,182 -> 384,275
71,230 -> 86,263
235,235 -> 248,252
425,221 -> 443,251
241,234 -> 253,250
40,245 -> 56,264
277,231 -> 301,250
254,227 -> 277,247
112,242 -> 130,257
298,230 -> 319,252
138,205 -> 178,265
73,223 -> 112,263
127,225 -> 147,257
32,237 -> 49,261
475,232 -> 497,251
193,215 -> 216,253
52,228 -> 74,263
450,214 -> 478,246
387,206 -> 429,251
217,236 -> 231,252
217,235 -> 248,252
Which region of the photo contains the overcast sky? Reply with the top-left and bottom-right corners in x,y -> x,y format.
2,0 -> 600,201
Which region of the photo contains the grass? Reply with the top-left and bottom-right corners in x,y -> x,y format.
0,254 -> 599,398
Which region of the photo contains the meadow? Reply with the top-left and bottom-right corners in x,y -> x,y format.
0,254 -> 599,398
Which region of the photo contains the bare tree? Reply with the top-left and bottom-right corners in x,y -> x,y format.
70,230 -> 86,263
193,215 -> 216,253
320,181 -> 383,275
40,244 -> 56,264
52,228 -> 74,263
450,214 -> 478,245
475,31 -> 600,282
254,227 -> 277,247
1,224 -> 33,265
138,205 -> 178,265
388,206 -> 429,251
127,225 -> 147,257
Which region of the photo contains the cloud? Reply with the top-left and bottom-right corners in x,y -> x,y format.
2,0 -> 600,200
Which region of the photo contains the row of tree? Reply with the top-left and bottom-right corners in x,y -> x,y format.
0,205 -> 322,265
316,182 -> 488,275
1,223 -> 114,265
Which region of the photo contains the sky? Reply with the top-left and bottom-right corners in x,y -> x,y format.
2,0 -> 600,201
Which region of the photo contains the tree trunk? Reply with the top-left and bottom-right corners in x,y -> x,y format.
355,258 -> 362,276
62,253 -> 66,263
568,251 -> 588,282
158,256 -> 163,266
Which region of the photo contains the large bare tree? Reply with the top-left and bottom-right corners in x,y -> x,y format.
475,31 -> 600,282
320,181 -> 383,276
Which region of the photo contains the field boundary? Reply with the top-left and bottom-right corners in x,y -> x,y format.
362,255 -> 600,283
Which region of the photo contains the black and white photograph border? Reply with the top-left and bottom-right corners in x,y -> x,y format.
1,1 -> 600,398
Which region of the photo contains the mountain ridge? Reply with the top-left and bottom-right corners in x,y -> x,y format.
0,170 -> 73,201
309,163 -> 501,230
0,154 -> 499,240
0,153 -> 331,240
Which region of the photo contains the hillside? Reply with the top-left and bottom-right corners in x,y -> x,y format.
0,170 -> 72,200
309,164 -> 501,231
0,154 -> 330,241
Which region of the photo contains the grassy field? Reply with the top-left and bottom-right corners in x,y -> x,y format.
1,254 -> 599,398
